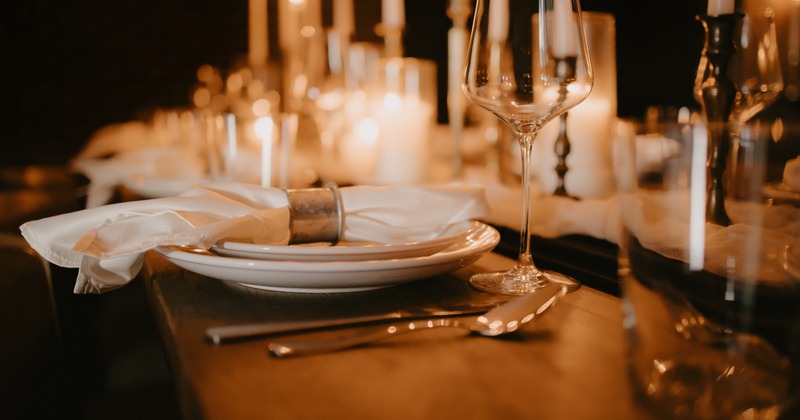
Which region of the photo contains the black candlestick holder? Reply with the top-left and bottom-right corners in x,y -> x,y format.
553,56 -> 577,198
695,13 -> 743,226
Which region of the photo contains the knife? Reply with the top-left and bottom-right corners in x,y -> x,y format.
206,302 -> 500,344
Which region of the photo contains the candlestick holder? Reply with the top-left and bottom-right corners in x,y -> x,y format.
553,56 -> 577,198
694,13 -> 743,226
447,0 -> 472,179
382,26 -> 404,58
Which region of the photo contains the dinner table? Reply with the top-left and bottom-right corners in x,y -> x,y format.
2,162 -> 650,418
139,223 -> 653,419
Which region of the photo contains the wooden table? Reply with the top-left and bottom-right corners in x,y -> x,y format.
142,248 -> 654,419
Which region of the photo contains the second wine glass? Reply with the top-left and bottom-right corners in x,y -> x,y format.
463,0 -> 593,295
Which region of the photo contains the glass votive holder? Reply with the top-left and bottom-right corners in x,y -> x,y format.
339,57 -> 437,185
531,11 -> 618,199
202,110 -> 310,189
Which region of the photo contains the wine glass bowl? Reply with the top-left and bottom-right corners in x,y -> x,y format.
730,6 -> 784,126
463,0 -> 593,295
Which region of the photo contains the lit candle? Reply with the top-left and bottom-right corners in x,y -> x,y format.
276,114 -> 298,189
339,117 -> 379,183
707,0 -> 735,16
248,0 -> 269,67
487,0 -> 509,43
255,116 -> 274,187
373,94 -> 434,185
533,97 -> 615,198
279,0 -> 307,50
382,0 -> 405,29
552,0 -> 578,57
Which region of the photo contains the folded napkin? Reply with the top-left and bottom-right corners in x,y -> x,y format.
72,121 -> 207,207
20,182 -> 490,294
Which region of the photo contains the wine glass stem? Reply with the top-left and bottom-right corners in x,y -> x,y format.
517,132 -> 537,270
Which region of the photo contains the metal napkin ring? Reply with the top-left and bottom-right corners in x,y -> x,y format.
285,184 -> 343,244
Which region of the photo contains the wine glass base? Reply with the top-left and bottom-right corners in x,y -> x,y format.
470,270 -> 580,296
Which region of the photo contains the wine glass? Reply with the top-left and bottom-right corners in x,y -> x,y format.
729,6 -> 783,131
463,0 -> 593,295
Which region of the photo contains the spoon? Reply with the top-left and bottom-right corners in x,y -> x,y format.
268,282 -> 567,357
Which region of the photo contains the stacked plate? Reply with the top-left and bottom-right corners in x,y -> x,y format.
157,221 -> 500,293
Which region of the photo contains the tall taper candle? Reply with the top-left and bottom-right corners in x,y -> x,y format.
249,0 -> 269,67
487,0 -> 509,43
552,0 -> 577,57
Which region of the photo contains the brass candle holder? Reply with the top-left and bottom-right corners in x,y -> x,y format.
553,56 -> 577,198
695,13 -> 743,226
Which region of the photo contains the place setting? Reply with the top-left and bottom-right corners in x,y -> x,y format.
8,0 -> 800,418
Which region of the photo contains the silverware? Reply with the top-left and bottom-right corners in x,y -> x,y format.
267,282 -> 567,357
206,302 -> 500,344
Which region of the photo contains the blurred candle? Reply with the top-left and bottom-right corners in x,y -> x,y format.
255,116 -> 274,187
334,0 -> 354,39
533,12 -> 617,199
373,94 -> 433,184
248,0 -> 269,67
340,117 -> 379,182
487,0 -> 509,43
552,0 -> 577,57
382,0 -> 405,29
279,0 -> 307,50
707,0 -> 735,16
535,98 -> 615,198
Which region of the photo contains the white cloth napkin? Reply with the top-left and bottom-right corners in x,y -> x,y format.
20,182 -> 490,294
72,121 -> 207,208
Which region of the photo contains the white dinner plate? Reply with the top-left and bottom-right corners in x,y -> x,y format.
156,222 -> 500,293
122,176 -> 207,198
212,221 -> 482,262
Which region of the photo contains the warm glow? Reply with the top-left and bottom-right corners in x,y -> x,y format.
193,88 -> 211,108
251,98 -> 272,116
227,72 -> 243,93
300,25 -> 316,38
247,79 -> 265,99
289,0 -> 307,11
179,110 -> 195,131
255,116 -> 274,187
383,92 -> 403,111
254,116 -> 273,139
772,117 -> 784,142
355,118 -> 379,143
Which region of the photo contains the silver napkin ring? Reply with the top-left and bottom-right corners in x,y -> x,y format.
285,184 -> 343,244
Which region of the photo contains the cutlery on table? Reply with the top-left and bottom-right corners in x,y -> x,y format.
267,282 -> 568,357
206,302 -> 501,344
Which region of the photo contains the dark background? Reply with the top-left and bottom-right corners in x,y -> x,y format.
1,0 -> 797,166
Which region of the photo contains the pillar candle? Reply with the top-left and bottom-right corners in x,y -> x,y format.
373,94 -> 433,185
533,97 -> 615,198
707,0 -> 735,16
